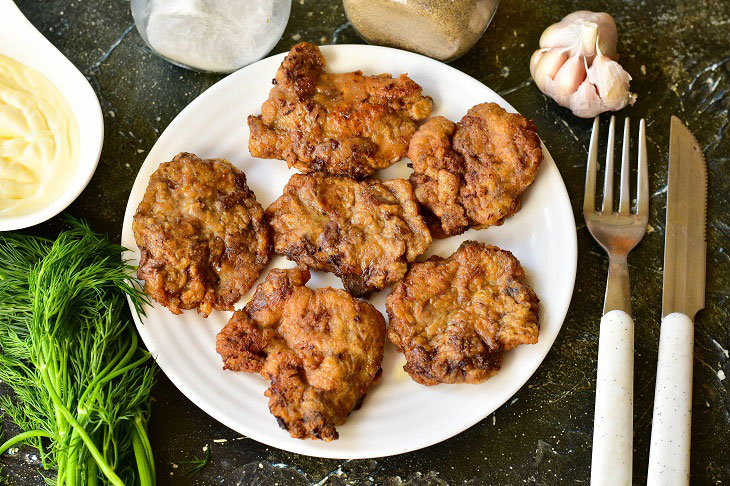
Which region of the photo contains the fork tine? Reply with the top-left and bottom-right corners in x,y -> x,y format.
602,116 -> 616,213
636,118 -> 648,216
584,116 -> 600,214
618,117 -> 631,215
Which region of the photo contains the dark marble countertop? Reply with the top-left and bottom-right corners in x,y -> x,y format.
2,0 -> 729,484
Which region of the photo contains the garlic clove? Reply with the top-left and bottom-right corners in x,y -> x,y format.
529,48 -> 547,77
541,16 -> 599,59
586,47 -> 636,111
568,78 -> 603,118
531,48 -> 568,93
539,11 -> 618,60
552,52 -> 586,98
594,15 -> 619,61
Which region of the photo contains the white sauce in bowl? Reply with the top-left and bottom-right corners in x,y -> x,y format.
0,53 -> 79,217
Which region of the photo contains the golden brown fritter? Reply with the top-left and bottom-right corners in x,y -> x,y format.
408,102 -> 543,236
248,42 -> 433,179
386,241 -> 539,386
265,173 -> 432,296
133,152 -> 271,317
216,268 -> 386,441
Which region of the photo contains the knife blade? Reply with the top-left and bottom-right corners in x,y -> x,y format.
647,116 -> 707,486
662,116 -> 707,318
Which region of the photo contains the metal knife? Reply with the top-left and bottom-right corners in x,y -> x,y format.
647,116 -> 707,486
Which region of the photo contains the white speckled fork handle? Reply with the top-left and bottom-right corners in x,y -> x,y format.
647,312 -> 694,486
590,309 -> 634,486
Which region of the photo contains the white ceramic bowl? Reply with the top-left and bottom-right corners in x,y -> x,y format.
0,0 -> 103,231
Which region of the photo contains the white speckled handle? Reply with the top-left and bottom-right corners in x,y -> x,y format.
647,312 -> 694,486
590,310 -> 634,486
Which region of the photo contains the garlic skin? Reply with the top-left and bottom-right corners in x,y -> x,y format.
530,11 -> 636,118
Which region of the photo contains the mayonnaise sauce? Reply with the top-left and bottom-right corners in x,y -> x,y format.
0,53 -> 79,217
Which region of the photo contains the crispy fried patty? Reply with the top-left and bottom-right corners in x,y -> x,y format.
216,268 -> 386,441
265,173 -> 432,296
408,103 -> 543,236
248,42 -> 433,178
386,241 -> 539,385
133,152 -> 271,316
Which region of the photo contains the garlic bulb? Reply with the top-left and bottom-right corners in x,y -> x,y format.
530,11 -> 636,118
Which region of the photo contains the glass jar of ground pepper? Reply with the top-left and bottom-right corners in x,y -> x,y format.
343,0 -> 500,62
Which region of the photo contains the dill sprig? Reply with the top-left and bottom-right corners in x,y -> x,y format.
0,218 -> 156,485
178,446 -> 211,477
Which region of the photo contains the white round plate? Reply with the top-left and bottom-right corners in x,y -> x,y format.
121,45 -> 577,459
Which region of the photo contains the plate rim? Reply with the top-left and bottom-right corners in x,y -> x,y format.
121,44 -> 578,459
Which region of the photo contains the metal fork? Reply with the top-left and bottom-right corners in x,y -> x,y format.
585,115 -> 648,486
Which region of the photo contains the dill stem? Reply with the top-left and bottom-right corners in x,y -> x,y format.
38,341 -> 65,442
87,456 -> 99,486
131,424 -> 154,486
63,454 -> 74,486
134,415 -> 156,485
65,435 -> 81,486
57,451 -> 67,486
38,350 -> 71,486
0,429 -> 52,454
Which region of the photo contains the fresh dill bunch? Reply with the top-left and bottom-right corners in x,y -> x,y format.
0,218 -> 156,486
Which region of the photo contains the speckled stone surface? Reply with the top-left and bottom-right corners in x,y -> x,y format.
1,1 -> 729,484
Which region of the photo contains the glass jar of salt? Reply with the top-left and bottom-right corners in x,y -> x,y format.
131,0 -> 292,73
344,0 -> 500,62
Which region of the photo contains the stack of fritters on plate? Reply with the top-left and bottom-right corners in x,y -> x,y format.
133,42 -> 545,441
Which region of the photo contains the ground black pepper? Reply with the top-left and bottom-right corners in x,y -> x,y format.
343,0 -> 499,61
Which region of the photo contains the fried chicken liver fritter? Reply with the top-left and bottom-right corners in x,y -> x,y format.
265,173 -> 432,296
248,42 -> 433,178
133,152 -> 270,316
408,103 -> 543,236
386,241 -> 539,385
216,268 -> 386,441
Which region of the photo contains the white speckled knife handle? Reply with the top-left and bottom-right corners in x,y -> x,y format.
647,312 -> 694,486
590,310 -> 634,486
